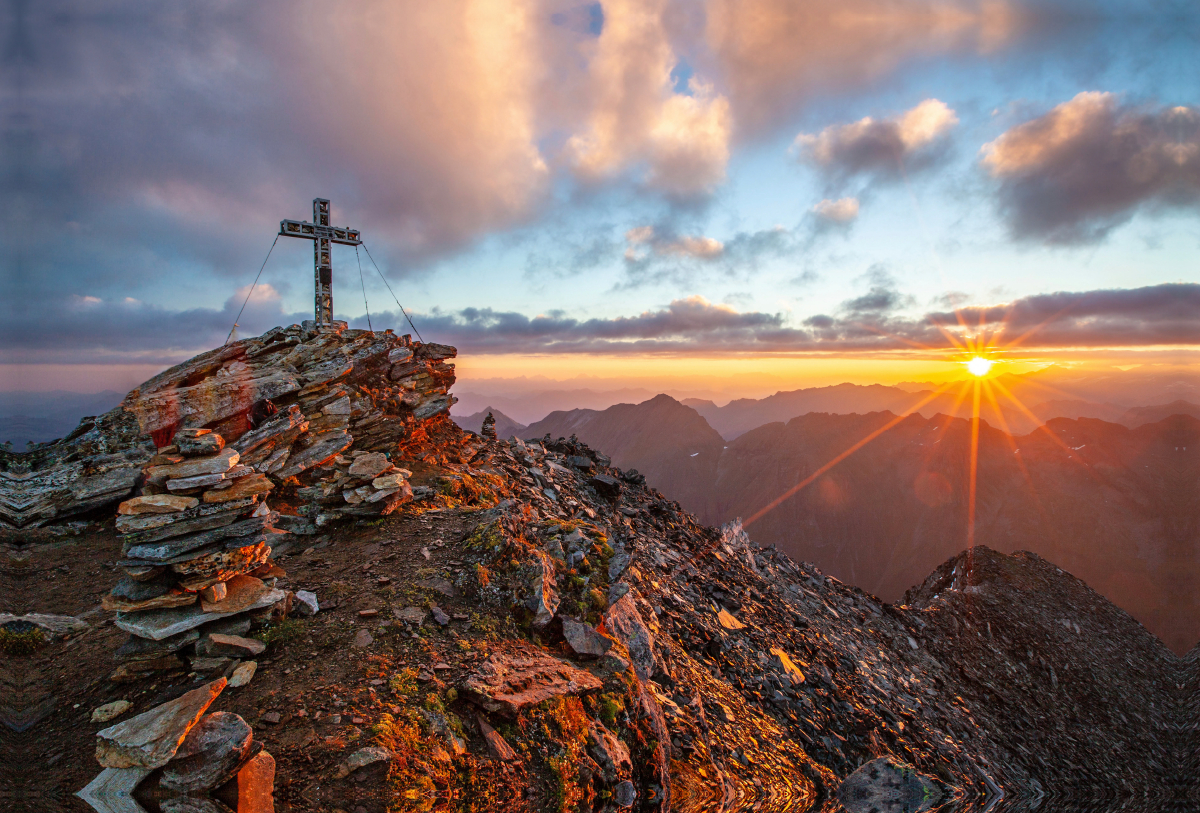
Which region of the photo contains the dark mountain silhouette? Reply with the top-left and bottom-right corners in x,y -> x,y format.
525,393 -> 726,514
452,387 -> 657,425
527,393 -> 1200,653
451,406 -> 527,439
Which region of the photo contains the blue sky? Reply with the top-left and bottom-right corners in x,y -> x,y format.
2,0 -> 1197,393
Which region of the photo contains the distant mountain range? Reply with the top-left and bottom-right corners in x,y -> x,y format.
527,394 -> 1200,654
0,391 -> 124,449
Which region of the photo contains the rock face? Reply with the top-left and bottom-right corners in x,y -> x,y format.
1,321 -> 457,529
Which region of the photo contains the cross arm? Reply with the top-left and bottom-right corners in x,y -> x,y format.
279,219 -> 362,245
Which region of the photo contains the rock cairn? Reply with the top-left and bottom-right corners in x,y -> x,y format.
481,411 -> 496,439
294,450 -> 413,527
3,321 -> 457,530
78,678 -> 275,813
105,429 -> 288,682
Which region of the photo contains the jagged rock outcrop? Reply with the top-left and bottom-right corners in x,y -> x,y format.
0,321 -> 457,531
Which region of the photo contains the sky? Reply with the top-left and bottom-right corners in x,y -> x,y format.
2,0 -> 1198,398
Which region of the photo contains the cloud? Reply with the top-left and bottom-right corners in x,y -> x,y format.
565,0 -> 732,199
624,225 -> 724,260
928,282 -> 1200,348
618,222 -> 798,288
8,282 -> 1200,366
706,0 -> 1020,134
981,93 -> 1200,242
794,99 -> 959,180
811,197 -> 860,223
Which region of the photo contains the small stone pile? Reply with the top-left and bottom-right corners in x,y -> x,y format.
105,428 -> 289,681
78,677 -> 275,813
294,450 -> 413,527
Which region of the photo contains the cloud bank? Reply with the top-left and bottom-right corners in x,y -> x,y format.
9,283 -> 1197,364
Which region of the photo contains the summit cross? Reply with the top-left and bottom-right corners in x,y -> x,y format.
279,198 -> 362,326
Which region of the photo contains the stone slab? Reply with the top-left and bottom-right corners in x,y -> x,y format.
118,495 -> 198,516
96,678 -> 226,769
462,649 -> 602,716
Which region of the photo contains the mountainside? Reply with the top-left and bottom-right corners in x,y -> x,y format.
525,394 -> 726,516
529,394 -> 1200,654
3,330 -> 1199,812
6,422 -> 1200,811
451,406 -> 527,439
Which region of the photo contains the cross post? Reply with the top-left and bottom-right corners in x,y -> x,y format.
279,198 -> 362,327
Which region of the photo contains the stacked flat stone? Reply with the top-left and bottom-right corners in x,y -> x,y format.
294,450 -> 413,527
78,678 -> 276,813
105,429 -> 288,681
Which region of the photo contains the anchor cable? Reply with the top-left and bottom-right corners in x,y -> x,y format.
355,245 -> 372,332
225,234 -> 279,345
360,242 -> 424,343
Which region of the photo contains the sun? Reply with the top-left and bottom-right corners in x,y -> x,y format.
966,356 -> 994,377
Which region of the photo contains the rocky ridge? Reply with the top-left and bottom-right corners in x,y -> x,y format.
2,326 -> 1196,813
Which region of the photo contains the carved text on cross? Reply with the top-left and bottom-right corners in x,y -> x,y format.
279,198 -> 362,326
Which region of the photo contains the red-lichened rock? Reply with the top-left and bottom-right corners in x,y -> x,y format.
462,648 -> 602,716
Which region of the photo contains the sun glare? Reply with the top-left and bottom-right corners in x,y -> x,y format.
967,356 -> 994,377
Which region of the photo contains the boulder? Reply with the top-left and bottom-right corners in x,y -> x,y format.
175,432 -> 225,457
199,574 -> 284,614
347,452 -> 393,478
602,592 -> 658,681
202,472 -> 273,504
172,540 -> 273,590
95,678 -> 226,769
160,711 -> 253,793
229,660 -> 258,688
91,700 -> 132,724
102,589 -> 197,613
562,618 -> 616,658
477,715 -> 519,762
293,590 -> 319,617
115,605 -> 236,642
588,473 -> 622,499
233,749 -> 275,813
462,649 -> 603,716
587,721 -> 632,782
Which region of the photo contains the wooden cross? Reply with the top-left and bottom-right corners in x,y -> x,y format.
279,198 -> 362,326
